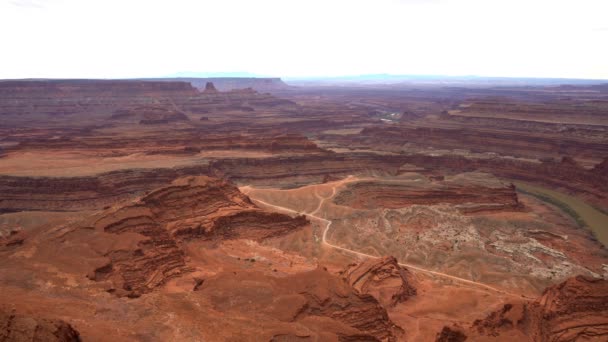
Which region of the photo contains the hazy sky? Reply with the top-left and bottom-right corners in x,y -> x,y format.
1,0 -> 607,79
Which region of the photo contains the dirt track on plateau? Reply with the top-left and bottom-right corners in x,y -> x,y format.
243,178 -> 532,299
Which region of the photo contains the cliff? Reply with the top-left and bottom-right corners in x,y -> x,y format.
2,153 -> 607,213
333,180 -> 521,213
87,176 -> 308,297
440,275 -> 608,341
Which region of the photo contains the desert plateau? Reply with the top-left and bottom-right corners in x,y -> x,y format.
1,76 -> 607,342
1,0 -> 608,340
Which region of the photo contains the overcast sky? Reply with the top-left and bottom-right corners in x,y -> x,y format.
1,0 -> 607,79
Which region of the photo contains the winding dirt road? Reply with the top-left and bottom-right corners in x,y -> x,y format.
242,178 -> 531,299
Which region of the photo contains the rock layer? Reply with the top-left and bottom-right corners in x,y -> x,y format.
88,176 -> 308,297
446,276 -> 608,341
334,180 -> 521,213
200,267 -> 402,341
0,309 -> 81,342
342,256 -> 417,307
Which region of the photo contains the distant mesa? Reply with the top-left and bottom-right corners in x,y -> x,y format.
203,81 -> 218,93
143,77 -> 290,92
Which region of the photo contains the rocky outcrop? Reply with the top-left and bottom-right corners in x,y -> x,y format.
199,267 -> 402,341
447,275 -> 608,341
0,309 -> 81,342
435,326 -> 467,342
89,176 -> 308,297
342,256 -> 417,307
0,165 -> 211,212
203,82 -> 218,94
593,157 -> 608,175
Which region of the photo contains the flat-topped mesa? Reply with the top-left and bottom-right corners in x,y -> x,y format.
445,275 -> 608,341
158,77 -> 289,91
333,177 -> 521,214
88,176 -> 308,297
342,256 -> 418,307
0,79 -> 199,123
0,79 -> 197,96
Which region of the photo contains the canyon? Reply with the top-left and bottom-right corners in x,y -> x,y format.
0,78 -> 607,341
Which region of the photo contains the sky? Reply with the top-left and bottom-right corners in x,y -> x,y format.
1,0 -> 607,79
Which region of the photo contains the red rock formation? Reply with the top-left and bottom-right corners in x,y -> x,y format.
356,125 -> 608,163
333,180 -> 521,213
458,97 -> 608,125
0,165 -> 211,212
342,256 -> 417,307
0,309 -> 81,342
199,267 -> 403,341
88,176 -> 308,297
447,275 -> 608,341
0,80 -> 199,124
435,326 -> 467,342
2,151 -> 607,213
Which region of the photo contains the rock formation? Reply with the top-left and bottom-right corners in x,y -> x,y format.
342,256 -> 417,307
86,176 -> 308,297
0,309 -> 81,342
441,275 -> 608,341
203,82 -> 218,93
354,125 -> 608,165
333,180 -> 521,213
4,151 -> 607,213
198,267 -> 403,341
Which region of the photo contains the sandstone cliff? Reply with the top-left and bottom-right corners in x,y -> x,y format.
440,275 -> 608,341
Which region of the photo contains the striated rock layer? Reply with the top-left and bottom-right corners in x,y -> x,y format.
342,256 -> 418,308
333,180 -> 521,213
200,267 -> 403,341
2,153 -> 607,212
442,275 -> 608,341
88,176 -> 307,297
